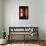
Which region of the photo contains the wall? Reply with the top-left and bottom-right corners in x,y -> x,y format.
0,0 -> 3,38
32,0 -> 45,40
3,0 -> 45,40
45,0 -> 46,40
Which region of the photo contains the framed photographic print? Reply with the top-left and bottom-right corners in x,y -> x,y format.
19,6 -> 28,19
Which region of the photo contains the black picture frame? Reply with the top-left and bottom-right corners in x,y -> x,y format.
19,6 -> 28,19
